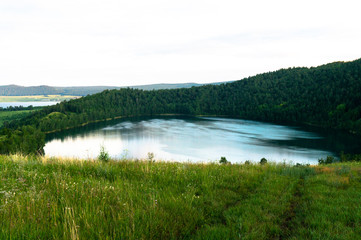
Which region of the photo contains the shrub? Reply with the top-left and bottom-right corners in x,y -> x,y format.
340,152 -> 361,162
260,158 -> 267,165
318,156 -> 335,165
147,152 -> 155,162
98,145 -> 110,162
219,156 -> 229,164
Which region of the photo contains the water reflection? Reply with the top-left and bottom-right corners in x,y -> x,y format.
44,116 -> 361,164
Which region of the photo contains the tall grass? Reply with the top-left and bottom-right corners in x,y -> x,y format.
0,155 -> 360,239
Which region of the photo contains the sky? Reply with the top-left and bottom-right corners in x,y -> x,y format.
0,0 -> 360,87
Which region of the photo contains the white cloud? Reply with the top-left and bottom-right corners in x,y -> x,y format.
0,0 -> 360,86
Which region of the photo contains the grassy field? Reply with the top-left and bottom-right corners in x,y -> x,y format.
0,110 -> 36,128
0,156 -> 360,240
0,95 -> 79,102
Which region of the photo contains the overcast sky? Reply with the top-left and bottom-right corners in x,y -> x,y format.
1,0 -> 360,87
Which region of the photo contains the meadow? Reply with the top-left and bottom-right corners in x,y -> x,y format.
0,155 -> 360,239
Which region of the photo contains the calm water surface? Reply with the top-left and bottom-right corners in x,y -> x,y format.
44,116 -> 361,164
0,101 -> 58,108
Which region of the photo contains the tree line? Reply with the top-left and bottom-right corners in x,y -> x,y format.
0,105 -> 39,112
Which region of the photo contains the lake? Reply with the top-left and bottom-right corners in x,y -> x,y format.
44,116 -> 361,164
0,101 -> 58,108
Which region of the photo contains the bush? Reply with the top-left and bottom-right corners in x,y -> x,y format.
340,152 -> 361,162
147,152 -> 155,162
260,158 -> 267,165
318,156 -> 335,165
219,156 -> 229,164
98,146 -> 110,162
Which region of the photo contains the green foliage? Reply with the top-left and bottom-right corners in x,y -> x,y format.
147,152 -> 155,162
98,145 -> 110,162
0,105 -> 36,111
318,156 -> 336,165
0,109 -> 35,128
0,125 -> 45,155
0,156 -> 359,239
340,152 -> 361,162
219,156 -> 229,164
260,157 -> 268,165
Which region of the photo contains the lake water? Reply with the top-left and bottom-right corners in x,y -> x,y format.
44,116 -> 361,164
0,101 -> 58,108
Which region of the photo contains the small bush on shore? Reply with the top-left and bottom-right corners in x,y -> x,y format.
98,145 -> 110,162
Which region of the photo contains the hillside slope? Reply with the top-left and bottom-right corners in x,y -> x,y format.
0,156 -> 360,239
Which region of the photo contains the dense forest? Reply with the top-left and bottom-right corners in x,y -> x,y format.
1,59 -> 361,155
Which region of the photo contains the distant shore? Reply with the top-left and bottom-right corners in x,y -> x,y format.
0,95 -> 80,102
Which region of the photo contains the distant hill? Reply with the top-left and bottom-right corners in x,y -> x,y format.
0,82 -> 218,96
0,85 -> 59,96
56,83 -> 205,96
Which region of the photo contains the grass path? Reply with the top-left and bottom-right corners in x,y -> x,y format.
289,165 -> 361,239
279,174 -> 306,239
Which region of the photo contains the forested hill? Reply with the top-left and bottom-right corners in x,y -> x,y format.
1,58 -> 361,154
0,85 -> 59,96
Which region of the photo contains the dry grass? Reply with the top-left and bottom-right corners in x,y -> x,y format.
0,95 -> 80,102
